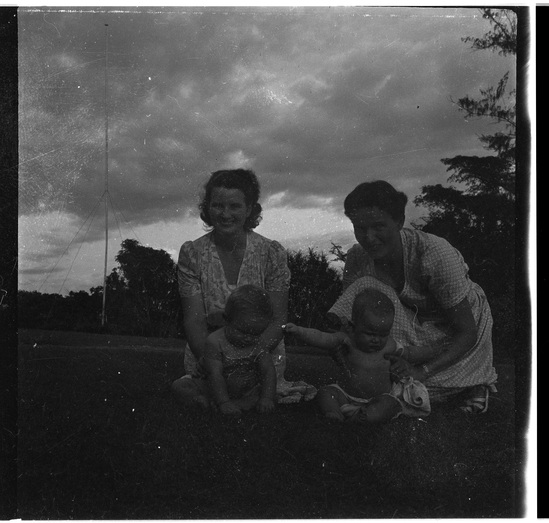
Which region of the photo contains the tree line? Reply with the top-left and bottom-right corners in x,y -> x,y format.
18,241 -> 343,339
18,9 -> 519,357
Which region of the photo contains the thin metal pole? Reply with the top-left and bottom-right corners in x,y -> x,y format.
101,23 -> 109,328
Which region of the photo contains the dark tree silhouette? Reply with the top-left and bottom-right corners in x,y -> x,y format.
286,248 -> 342,333
106,239 -> 182,337
413,8 -> 518,355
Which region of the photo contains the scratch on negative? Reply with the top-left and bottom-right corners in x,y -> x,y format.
43,13 -> 61,37
194,113 -> 229,137
168,96 -> 228,137
366,148 -> 429,161
167,95 -> 184,111
354,93 -> 371,104
18,146 -> 76,167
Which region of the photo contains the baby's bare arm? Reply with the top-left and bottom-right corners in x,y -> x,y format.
284,323 -> 347,350
203,356 -> 229,405
203,339 -> 241,414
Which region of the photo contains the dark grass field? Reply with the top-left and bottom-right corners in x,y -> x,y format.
17,328 -> 525,519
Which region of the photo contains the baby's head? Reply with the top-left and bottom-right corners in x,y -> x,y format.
350,289 -> 395,353
223,284 -> 273,348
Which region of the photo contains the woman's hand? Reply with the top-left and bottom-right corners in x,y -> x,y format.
207,310 -> 226,330
219,400 -> 242,416
389,298 -> 477,379
257,396 -> 275,413
385,354 -> 424,382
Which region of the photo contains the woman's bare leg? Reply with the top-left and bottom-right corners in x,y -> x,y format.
171,377 -> 210,409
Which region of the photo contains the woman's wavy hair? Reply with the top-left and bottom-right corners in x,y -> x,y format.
344,180 -> 408,222
199,169 -> 263,231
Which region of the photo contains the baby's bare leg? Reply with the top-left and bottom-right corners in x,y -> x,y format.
233,392 -> 260,411
316,385 -> 348,421
350,394 -> 402,424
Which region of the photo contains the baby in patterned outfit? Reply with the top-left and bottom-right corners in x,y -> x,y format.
285,288 -> 431,423
176,284 -> 277,416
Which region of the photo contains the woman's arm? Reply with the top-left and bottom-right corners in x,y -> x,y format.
181,294 -> 209,361
260,240 -> 292,354
178,242 -> 210,361
398,340 -> 448,364
255,289 -> 288,354
411,235 -> 478,379
398,298 -> 478,381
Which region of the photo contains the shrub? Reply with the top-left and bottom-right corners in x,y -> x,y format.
287,248 -> 342,331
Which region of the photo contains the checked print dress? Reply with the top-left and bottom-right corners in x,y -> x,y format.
328,228 -> 497,390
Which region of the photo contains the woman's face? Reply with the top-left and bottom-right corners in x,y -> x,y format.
209,187 -> 251,235
350,206 -> 403,261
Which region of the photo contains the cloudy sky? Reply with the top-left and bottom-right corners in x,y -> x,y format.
18,6 -> 517,295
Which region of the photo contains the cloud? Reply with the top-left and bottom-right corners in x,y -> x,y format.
17,6 -> 517,293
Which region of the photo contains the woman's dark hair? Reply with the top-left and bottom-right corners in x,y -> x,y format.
344,180 -> 408,222
224,284 -> 273,322
199,169 -> 263,230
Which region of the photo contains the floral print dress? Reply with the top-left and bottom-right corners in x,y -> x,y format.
178,231 -> 290,377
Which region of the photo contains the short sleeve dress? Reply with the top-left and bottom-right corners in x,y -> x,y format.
178,230 -> 291,376
329,228 -> 497,391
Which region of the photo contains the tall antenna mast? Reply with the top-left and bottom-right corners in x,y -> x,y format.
101,23 -> 109,328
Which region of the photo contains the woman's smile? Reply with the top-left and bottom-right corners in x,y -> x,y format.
350,206 -> 403,261
209,187 -> 251,234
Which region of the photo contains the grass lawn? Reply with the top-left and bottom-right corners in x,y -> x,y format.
17,329 -> 525,519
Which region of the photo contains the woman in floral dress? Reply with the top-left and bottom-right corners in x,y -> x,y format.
171,169 -> 315,405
